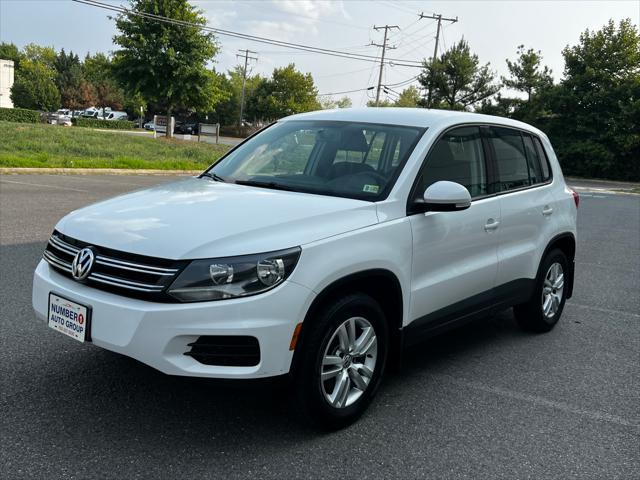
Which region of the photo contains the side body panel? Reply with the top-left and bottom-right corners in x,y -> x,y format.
408,196 -> 501,320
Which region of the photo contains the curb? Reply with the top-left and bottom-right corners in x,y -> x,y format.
0,168 -> 201,176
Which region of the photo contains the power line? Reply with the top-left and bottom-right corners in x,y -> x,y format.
371,25 -> 399,106
318,86 -> 375,96
72,0 -> 425,68
384,74 -> 421,88
315,66 -> 375,79
236,49 -> 257,128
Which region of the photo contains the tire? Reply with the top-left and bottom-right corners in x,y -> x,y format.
293,293 -> 389,430
514,248 -> 569,332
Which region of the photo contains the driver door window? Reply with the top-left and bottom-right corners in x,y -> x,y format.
414,126 -> 487,199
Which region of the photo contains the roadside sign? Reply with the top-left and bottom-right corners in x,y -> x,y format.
198,123 -> 220,144
153,115 -> 175,138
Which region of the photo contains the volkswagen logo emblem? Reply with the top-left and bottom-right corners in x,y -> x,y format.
71,247 -> 95,281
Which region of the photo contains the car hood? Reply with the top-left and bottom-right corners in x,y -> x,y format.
56,177 -> 379,259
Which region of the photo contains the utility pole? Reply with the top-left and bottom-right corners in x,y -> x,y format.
419,13 -> 458,107
236,49 -> 258,130
371,25 -> 399,106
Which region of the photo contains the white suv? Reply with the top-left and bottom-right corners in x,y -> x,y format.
33,108 -> 578,428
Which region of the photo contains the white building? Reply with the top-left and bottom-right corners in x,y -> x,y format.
0,59 -> 15,108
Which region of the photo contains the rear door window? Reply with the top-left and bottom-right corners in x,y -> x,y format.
489,127 -> 531,191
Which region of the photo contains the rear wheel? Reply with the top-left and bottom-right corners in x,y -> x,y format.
293,293 -> 388,429
514,249 -> 568,332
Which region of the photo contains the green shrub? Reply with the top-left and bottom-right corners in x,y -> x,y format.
0,107 -> 41,123
72,117 -> 135,130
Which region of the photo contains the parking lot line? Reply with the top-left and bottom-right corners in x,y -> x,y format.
0,179 -> 90,193
436,373 -> 639,429
566,302 -> 640,318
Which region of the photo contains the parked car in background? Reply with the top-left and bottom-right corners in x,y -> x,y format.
47,110 -> 72,126
174,122 -> 199,135
81,107 -> 113,119
104,111 -> 128,121
32,108 -> 578,429
143,121 -> 155,131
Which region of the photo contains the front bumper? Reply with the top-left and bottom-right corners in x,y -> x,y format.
33,260 -> 315,378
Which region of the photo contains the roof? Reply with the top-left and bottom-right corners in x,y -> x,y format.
283,107 -> 543,135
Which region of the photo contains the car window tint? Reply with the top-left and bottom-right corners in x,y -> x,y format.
522,133 -> 543,184
334,129 -> 387,169
249,130 -> 317,176
416,126 -> 487,198
490,127 -> 531,191
533,136 -> 551,181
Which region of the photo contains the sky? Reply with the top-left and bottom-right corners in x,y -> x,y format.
1,0 -> 638,106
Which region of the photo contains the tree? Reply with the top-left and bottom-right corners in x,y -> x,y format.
478,45 -> 554,121
54,49 -> 94,109
83,52 -> 113,84
247,64 -> 320,120
319,95 -> 352,109
419,39 -> 500,110
94,81 -> 125,111
210,66 -> 263,126
394,85 -> 421,107
10,60 -> 60,111
112,0 -> 224,136
545,19 -> 640,181
21,44 -> 57,70
503,45 -> 553,101
0,42 -> 20,68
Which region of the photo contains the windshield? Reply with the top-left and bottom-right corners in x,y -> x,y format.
207,120 -> 425,201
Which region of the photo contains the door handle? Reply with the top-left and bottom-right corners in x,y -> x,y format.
484,218 -> 500,232
542,206 -> 554,216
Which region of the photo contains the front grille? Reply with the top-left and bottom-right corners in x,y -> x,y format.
43,231 -> 187,301
184,336 -> 261,366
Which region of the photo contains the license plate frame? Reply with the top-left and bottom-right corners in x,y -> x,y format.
47,292 -> 92,343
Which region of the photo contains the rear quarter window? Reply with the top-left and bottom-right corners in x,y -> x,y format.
532,136 -> 552,181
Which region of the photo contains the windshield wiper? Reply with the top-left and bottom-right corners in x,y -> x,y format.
200,171 -> 226,182
234,179 -> 298,192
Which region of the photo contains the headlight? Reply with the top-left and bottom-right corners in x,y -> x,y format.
167,247 -> 301,302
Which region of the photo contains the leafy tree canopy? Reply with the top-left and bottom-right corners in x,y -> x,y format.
247,64 -> 320,120
394,85 -> 421,107
503,45 -> 553,100
419,39 -> 500,110
545,18 -> 640,180
10,59 -> 60,111
112,0 -> 225,134
319,95 -> 352,109
0,42 -> 21,67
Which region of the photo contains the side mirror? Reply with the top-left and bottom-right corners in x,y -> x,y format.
418,181 -> 472,212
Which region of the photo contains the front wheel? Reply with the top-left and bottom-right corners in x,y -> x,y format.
514,249 -> 568,332
293,293 -> 388,430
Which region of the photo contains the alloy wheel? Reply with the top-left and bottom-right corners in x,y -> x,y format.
542,262 -> 564,319
320,316 -> 378,409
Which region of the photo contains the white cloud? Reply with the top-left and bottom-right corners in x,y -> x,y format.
270,0 -> 347,21
244,19 -> 308,42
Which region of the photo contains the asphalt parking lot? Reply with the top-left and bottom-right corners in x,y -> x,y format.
0,174 -> 638,479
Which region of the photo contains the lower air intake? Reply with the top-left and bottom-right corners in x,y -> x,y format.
184,336 -> 260,367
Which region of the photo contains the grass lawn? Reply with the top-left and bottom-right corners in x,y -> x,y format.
0,121 -> 230,170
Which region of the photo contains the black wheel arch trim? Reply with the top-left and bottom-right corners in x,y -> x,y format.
290,268 -> 404,375
540,232 -> 576,299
